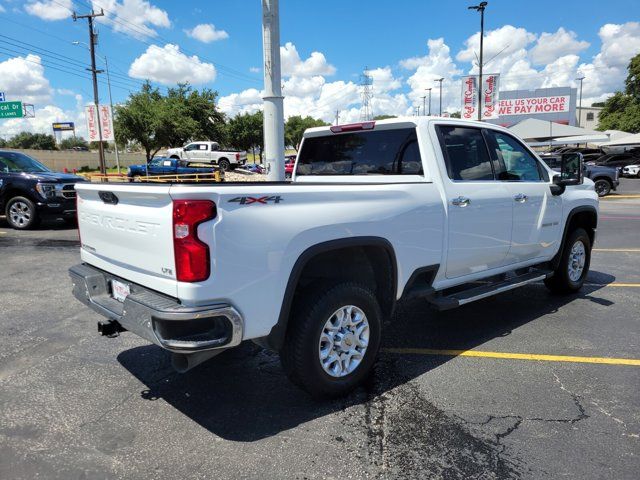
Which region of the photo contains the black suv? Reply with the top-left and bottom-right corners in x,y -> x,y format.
0,150 -> 86,229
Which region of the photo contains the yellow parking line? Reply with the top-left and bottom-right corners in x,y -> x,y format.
383,348 -> 640,366
601,195 -> 640,199
593,248 -> 640,252
587,283 -> 640,287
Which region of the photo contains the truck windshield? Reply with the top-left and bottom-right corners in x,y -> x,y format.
0,151 -> 50,173
296,128 -> 422,175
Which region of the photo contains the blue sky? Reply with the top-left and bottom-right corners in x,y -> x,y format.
0,0 -> 639,136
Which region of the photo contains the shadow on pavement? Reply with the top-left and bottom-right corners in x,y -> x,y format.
117,274 -> 612,443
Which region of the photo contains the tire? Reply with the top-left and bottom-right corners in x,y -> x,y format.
544,228 -> 591,294
280,283 -> 382,398
218,158 -> 231,172
593,178 -> 611,197
6,196 -> 39,230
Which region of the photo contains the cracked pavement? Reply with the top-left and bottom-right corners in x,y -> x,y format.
1,179 -> 639,479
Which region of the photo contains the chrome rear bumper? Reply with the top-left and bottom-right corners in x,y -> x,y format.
69,263 -> 243,353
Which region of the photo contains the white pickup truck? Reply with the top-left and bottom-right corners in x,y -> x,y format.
166,141 -> 247,171
70,118 -> 598,398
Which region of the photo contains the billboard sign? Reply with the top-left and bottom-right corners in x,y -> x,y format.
497,95 -> 570,116
461,74 -> 500,120
0,101 -> 23,119
52,122 -> 75,132
85,104 -> 114,142
0,92 -> 5,102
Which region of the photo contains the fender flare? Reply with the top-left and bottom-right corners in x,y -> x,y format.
266,236 -> 397,350
551,205 -> 598,269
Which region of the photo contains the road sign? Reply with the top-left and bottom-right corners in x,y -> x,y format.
0,92 -> 5,102
52,122 -> 75,131
0,101 -> 23,119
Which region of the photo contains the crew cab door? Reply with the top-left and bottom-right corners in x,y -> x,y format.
435,125 -> 513,279
484,129 -> 562,263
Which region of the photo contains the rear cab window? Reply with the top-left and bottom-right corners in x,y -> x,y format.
296,127 -> 423,176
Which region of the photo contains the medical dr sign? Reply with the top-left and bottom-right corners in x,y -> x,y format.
498,95 -> 570,116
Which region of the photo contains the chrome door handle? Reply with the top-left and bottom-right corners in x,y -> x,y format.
452,196 -> 470,207
514,193 -> 528,203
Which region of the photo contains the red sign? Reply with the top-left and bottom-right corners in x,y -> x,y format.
497,95 -> 570,116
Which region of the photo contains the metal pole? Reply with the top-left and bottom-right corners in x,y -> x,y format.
421,96 -> 426,116
74,10 -> 106,174
103,56 -> 121,173
576,76 -> 585,127
436,78 -> 444,116
261,0 -> 285,181
426,88 -> 432,115
478,5 -> 484,121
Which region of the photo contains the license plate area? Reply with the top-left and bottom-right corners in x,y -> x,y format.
111,279 -> 131,303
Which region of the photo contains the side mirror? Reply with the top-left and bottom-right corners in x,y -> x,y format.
550,152 -> 584,196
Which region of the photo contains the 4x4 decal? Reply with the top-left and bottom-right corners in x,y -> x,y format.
228,195 -> 283,205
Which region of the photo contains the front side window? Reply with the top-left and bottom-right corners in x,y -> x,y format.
296,128 -> 423,176
486,131 -> 542,181
0,152 -> 50,173
436,126 -> 493,181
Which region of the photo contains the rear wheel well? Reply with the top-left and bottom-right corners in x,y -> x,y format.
268,240 -> 396,350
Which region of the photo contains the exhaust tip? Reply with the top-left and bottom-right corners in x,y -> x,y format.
171,349 -> 224,373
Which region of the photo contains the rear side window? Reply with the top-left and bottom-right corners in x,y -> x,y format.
296,128 -> 423,176
436,126 -> 493,181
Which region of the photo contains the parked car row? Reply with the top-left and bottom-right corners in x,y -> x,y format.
546,146 -> 640,175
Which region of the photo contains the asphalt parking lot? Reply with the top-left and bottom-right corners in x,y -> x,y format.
1,179 -> 639,479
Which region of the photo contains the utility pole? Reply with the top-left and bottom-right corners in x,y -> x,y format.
426,88 -> 432,115
436,78 -> 444,116
468,2 -> 488,121
335,110 -> 340,125
73,9 -> 106,174
421,96 -> 426,116
261,0 -> 285,181
576,76 -> 585,127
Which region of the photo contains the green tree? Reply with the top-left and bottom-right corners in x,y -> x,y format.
0,137 -> 6,148
597,53 -> 640,133
450,111 -> 461,118
7,132 -> 57,150
227,111 -> 264,159
60,137 -> 88,150
114,82 -> 227,162
373,114 -> 397,120
285,115 -> 327,150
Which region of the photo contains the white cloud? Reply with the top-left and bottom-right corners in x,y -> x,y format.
249,66 -> 261,73
0,5 -> 6,14
280,42 -> 336,77
0,54 -> 52,104
129,44 -> 216,85
577,22 -> 640,105
218,88 -> 263,117
185,23 -> 228,43
530,28 -> 589,65
25,0 -> 71,21
401,38 -> 462,114
1,98 -> 88,139
91,0 -> 170,40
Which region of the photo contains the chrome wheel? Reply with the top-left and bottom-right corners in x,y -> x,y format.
318,305 -> 370,378
594,179 -> 610,197
568,240 -> 586,282
9,201 -> 32,228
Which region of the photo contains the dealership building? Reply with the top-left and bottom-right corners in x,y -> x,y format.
485,86 -> 578,128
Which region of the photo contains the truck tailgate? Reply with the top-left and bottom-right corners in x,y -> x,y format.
75,183 -> 178,298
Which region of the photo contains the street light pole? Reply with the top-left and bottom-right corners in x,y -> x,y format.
421,96 -> 426,116
468,2 -> 488,121
576,76 -> 585,127
426,88 -> 432,115
436,78 -> 444,116
261,0 -> 285,181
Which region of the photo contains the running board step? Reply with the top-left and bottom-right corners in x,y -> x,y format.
428,269 -> 553,311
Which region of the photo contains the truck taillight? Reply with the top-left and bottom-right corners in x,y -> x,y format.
172,200 -> 216,282
235,152 -> 240,161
